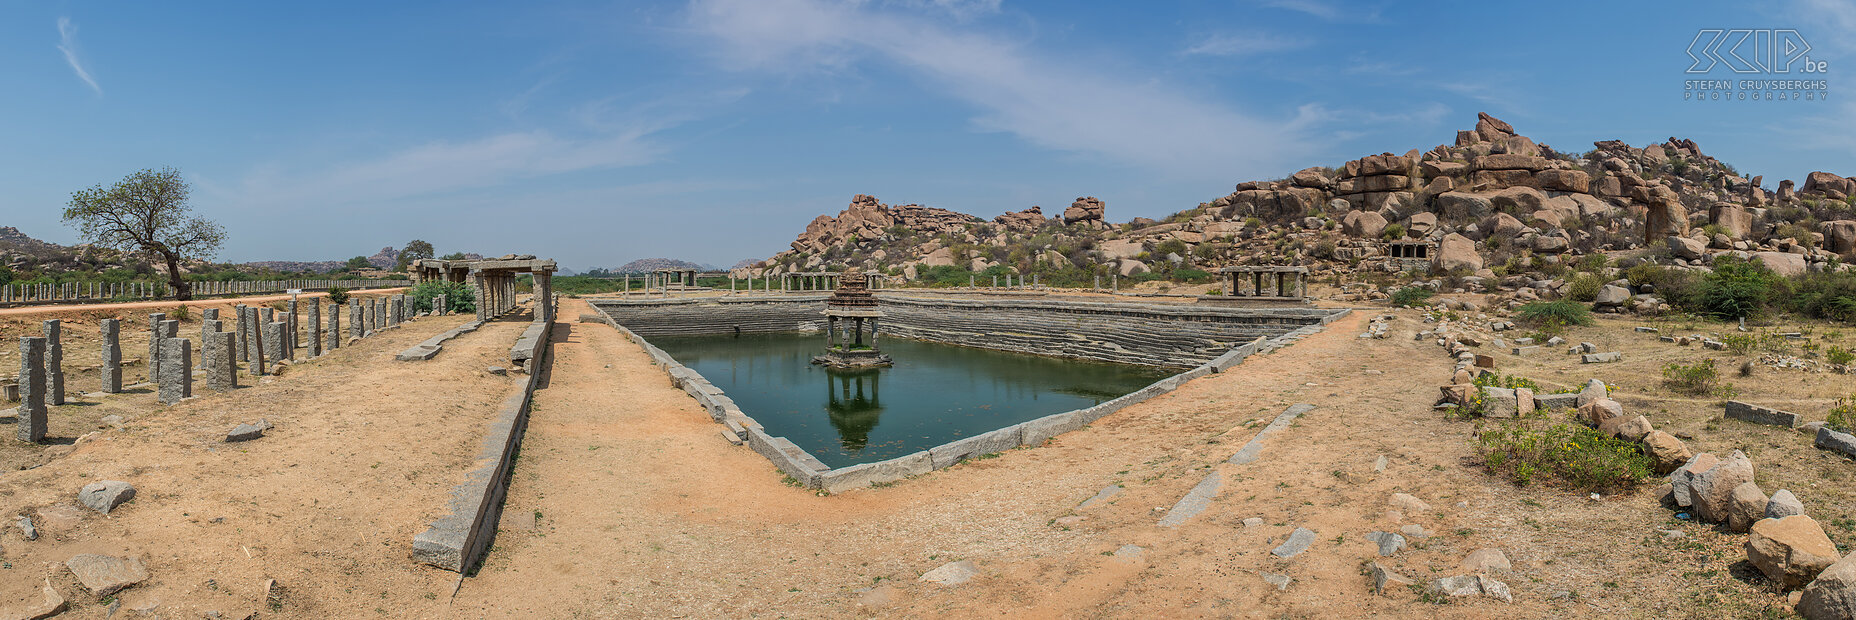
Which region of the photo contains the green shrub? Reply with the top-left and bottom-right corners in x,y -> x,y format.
408,280 -> 476,314
1381,223 -> 1406,240
1475,411 -> 1655,492
1689,256 -> 1786,319
1171,268 -> 1215,283
1662,360 -> 1732,397
1390,286 -> 1434,307
1720,333 -> 1756,355
1830,346 -> 1856,366
1830,396 -> 1856,433
1517,300 -> 1594,328
168,305 -> 191,321
1472,372 -> 1542,392
325,286 -> 350,306
1567,274 -> 1604,302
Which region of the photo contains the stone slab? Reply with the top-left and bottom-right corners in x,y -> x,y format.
1818,426 -> 1856,459
816,451 -> 933,493
927,425 -> 1025,469
1724,401 -> 1801,428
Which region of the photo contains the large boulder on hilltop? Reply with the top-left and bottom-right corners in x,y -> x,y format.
922,247 -> 956,267
1225,187 -> 1328,221
1667,235 -> 1707,260
1476,112 -> 1516,142
1535,169 -> 1591,193
1481,212 -> 1526,239
1710,203 -> 1754,238
1337,175 -> 1411,194
1822,221 -> 1856,255
1491,186 -> 1548,215
993,206 -> 1047,232
1291,167 -> 1334,189
1063,197 -> 1106,225
1344,153 -> 1412,177
1640,187 -> 1689,239
1493,135 -> 1540,157
1754,252 -> 1808,277
1803,171 -> 1856,199
1474,154 -> 1551,172
1343,211 -> 1388,238
1434,233 -> 1483,273
1436,192 -> 1494,222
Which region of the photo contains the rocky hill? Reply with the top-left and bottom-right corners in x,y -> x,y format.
744,112 -> 1856,313
613,258 -> 715,273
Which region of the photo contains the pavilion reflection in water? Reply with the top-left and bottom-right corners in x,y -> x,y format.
824,367 -> 884,451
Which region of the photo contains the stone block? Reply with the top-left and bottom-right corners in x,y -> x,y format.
264,322 -> 287,364
307,303 -> 322,357
203,331 -> 236,392
100,319 -> 121,394
1511,346 -> 1540,356
42,320 -> 63,405
816,451 -> 933,493
1534,392 -> 1579,410
1725,401 -> 1801,428
928,425 -> 1025,469
1021,411 -> 1088,446
16,336 -> 47,442
158,337 -> 192,405
1817,426 -> 1856,459
1581,352 -> 1623,363
745,428 -> 824,487
1481,386 -> 1519,418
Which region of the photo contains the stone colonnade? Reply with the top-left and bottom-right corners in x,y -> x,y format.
1219,266 -> 1309,299
0,279 -> 411,305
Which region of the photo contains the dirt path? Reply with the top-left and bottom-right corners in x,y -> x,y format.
0,309 -> 528,619
0,288 -> 406,317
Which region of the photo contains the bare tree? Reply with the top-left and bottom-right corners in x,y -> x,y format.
64,167 -> 225,301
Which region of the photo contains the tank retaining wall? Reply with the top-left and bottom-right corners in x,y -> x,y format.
587,294 -> 1351,493
590,294 -> 1338,368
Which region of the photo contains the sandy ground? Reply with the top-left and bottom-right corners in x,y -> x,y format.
3,292 -> 1849,618
0,305 -> 528,618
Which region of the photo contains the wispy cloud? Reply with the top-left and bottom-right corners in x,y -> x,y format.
57,17 -> 101,95
687,0 -> 1318,181
1181,32 -> 1309,57
1256,0 -> 1381,23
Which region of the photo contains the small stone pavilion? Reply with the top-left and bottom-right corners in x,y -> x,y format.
1202,265 -> 1309,304
653,268 -> 703,289
811,272 -> 892,368
411,256 -> 558,323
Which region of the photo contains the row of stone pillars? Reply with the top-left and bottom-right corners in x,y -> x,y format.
12,294 -> 426,444
469,270 -> 552,323
0,279 -> 413,304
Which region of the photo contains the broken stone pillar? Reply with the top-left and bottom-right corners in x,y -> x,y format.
158,337 -> 192,405
264,322 -> 286,364
16,336 -> 47,442
42,320 -> 63,405
203,331 -> 236,392
100,319 -> 121,393
307,303 -> 321,357
147,313 -> 167,385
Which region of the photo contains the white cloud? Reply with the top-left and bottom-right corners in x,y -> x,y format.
687,0 -> 1318,181
1181,32 -> 1309,57
1257,0 -> 1381,22
57,17 -> 101,95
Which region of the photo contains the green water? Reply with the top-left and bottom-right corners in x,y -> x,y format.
651,332 -> 1174,468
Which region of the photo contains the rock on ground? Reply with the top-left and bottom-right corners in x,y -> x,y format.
65,553 -> 149,596
1390,492 -> 1431,514
1691,450 -> 1755,524
1462,548 -> 1511,572
1365,531 -> 1406,557
1769,489 -> 1807,520
1727,481 -> 1769,533
1748,515 -> 1841,590
1272,527 -> 1317,559
1799,551 -> 1856,620
77,480 -> 136,514
919,560 -> 979,586
1371,562 -> 1413,595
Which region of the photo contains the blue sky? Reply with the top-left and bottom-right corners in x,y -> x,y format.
2,0 -> 1852,270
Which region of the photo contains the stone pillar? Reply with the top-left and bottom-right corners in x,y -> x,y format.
375,297 -> 386,331
202,308 -> 219,340
536,272 -> 554,323
264,322 -> 286,363
158,337 -> 192,404
307,303 -> 322,357
204,331 -> 236,392
247,311 -> 266,377
42,320 -> 64,405
148,313 -> 167,385
870,317 -> 879,346
349,300 -> 362,339
286,300 -> 298,351
17,336 -> 47,442
387,296 -> 401,327
473,271 -> 487,320
327,304 -> 341,351
101,319 -> 122,393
